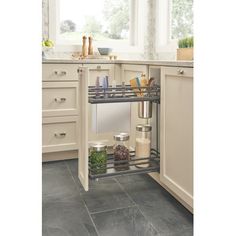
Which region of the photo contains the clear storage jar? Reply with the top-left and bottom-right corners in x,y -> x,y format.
135,124 -> 152,168
113,133 -> 130,171
89,144 -> 107,175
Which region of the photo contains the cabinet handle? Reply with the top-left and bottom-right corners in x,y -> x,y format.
54,97 -> 66,103
54,70 -> 67,76
178,69 -> 184,75
54,132 -> 66,138
97,65 -> 101,70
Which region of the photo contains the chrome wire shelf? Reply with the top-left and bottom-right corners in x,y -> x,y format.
88,85 -> 160,104
89,149 -> 160,179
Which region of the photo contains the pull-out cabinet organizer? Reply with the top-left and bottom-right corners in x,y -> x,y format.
78,67 -> 160,191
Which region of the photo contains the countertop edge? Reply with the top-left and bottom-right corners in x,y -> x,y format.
42,59 -> 194,68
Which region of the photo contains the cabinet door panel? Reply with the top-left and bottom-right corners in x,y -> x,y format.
160,67 -> 193,208
42,116 -> 78,153
42,64 -> 78,81
42,82 -> 79,117
78,67 -> 89,191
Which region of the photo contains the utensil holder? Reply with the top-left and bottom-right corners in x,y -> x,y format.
138,101 -> 152,119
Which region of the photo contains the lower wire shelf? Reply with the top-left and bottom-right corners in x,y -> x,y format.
89,149 -> 160,179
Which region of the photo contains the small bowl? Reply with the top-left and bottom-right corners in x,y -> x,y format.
97,48 -> 112,55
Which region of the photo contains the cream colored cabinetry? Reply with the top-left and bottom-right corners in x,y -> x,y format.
43,64 -> 78,81
42,81 -> 79,117
121,64 -> 148,83
86,64 -> 115,86
160,66 -> 193,209
42,64 -> 80,161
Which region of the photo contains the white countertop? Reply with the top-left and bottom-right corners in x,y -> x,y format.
42,58 -> 193,68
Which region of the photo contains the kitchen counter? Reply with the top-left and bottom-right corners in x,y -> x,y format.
42,58 -> 193,68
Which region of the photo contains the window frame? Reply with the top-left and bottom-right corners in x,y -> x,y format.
156,0 -> 178,54
48,0 -> 145,53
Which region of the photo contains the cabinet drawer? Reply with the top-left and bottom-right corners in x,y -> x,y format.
161,67 -> 193,78
42,116 -> 79,153
42,64 -> 78,81
42,82 -> 78,117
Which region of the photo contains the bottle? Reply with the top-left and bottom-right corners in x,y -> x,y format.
82,36 -> 87,57
88,36 -> 93,55
95,76 -> 100,97
102,76 -> 109,98
135,124 -> 152,168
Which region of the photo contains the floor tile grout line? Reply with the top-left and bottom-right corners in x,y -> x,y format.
65,161 -> 101,236
89,205 -> 137,215
114,177 -> 160,234
113,178 -> 137,206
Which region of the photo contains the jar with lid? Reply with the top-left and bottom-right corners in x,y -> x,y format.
89,144 -> 107,175
113,133 -> 130,171
135,124 -> 152,168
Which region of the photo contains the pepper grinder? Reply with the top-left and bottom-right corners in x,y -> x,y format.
88,36 -> 93,55
82,36 -> 87,58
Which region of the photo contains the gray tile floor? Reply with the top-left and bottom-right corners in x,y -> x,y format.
43,159 -> 193,236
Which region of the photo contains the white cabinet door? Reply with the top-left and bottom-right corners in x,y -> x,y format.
78,67 -> 89,191
160,67 -> 193,208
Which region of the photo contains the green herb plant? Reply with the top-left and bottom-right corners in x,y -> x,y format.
178,36 -> 194,48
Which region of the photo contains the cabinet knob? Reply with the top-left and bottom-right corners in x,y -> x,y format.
54,132 -> 66,137
178,69 -> 184,75
54,97 -> 66,103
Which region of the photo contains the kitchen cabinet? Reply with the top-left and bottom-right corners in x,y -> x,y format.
160,66 -> 193,208
42,64 -> 80,161
42,61 -> 193,212
78,65 -> 160,192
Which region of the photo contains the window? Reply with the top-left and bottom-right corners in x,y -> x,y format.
49,0 -> 144,52
171,0 -> 193,39
156,0 -> 193,54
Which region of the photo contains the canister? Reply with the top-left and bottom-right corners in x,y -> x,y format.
135,124 -> 152,168
89,144 -> 107,175
113,133 -> 130,171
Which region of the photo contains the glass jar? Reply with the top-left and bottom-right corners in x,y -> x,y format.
113,133 -> 130,171
135,124 -> 152,168
89,144 -> 107,175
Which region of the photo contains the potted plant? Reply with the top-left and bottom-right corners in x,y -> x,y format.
177,36 -> 194,60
